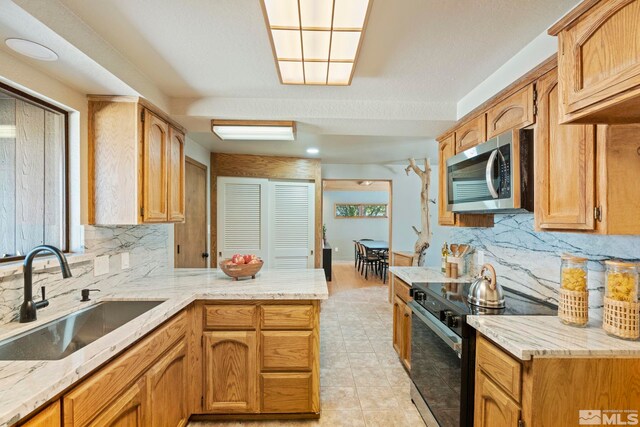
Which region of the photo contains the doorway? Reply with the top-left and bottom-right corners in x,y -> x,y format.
321,179 -> 392,284
175,157 -> 208,268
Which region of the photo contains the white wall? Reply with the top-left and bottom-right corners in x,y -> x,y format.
322,162 -> 447,267
323,190 -> 389,261
168,136 -> 212,268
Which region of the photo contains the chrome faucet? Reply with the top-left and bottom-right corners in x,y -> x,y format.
20,245 -> 72,323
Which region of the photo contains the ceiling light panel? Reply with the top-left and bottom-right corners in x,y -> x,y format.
261,0 -> 371,85
212,120 -> 296,141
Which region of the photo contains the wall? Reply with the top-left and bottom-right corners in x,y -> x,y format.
323,190 -> 389,261
449,215 -> 640,317
322,162 -> 447,267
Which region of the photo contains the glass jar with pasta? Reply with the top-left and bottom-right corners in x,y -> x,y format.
605,261 -> 638,303
558,254 -> 589,326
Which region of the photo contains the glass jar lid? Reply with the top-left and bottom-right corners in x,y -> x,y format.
561,253 -> 588,262
605,260 -> 638,268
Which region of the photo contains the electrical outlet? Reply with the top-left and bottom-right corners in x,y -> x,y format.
94,255 -> 109,276
334,247 -> 339,252
477,250 -> 485,266
121,252 -> 130,269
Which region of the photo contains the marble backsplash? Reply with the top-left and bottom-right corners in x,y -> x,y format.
449,214 -> 640,317
0,225 -> 170,325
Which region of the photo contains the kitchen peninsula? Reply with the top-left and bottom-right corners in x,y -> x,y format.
0,268 -> 328,426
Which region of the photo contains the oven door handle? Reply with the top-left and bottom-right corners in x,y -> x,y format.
408,300 -> 462,356
485,149 -> 501,199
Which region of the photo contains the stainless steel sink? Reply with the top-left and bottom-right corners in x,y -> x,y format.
0,301 -> 164,361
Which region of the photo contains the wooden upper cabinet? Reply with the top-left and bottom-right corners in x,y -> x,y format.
534,69 -> 597,231
549,0 -> 640,123
168,127 -> 185,222
142,110 -> 169,223
146,339 -> 188,427
486,84 -> 535,139
455,114 -> 486,153
438,134 -> 455,226
203,331 -> 258,413
88,96 -> 186,225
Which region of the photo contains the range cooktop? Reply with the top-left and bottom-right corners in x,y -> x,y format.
411,281 -> 557,336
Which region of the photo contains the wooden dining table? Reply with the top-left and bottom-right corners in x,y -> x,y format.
359,240 -> 389,251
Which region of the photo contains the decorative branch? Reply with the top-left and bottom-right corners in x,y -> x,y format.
405,158 -> 433,266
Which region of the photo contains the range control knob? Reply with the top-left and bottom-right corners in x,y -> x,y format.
413,291 -> 426,302
441,310 -> 452,323
447,315 -> 461,328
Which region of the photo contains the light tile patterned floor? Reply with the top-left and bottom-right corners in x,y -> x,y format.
190,285 -> 426,427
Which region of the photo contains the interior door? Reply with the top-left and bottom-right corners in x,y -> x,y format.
175,157 -> 208,268
268,181 -> 315,269
217,177 -> 268,265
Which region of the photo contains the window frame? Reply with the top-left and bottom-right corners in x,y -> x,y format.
0,81 -> 70,263
334,203 -> 388,219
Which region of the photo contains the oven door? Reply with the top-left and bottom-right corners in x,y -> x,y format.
446,132 -> 513,212
409,300 -> 463,427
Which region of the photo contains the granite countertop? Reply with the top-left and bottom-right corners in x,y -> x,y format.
467,315 -> 640,361
389,266 -> 472,286
0,268 -> 328,426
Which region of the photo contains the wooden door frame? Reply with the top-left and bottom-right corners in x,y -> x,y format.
174,156 -> 208,268
321,179 -> 393,256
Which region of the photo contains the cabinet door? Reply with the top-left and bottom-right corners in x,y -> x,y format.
146,339 -> 188,427
455,114 -> 486,153
203,331 -> 258,413
21,401 -> 60,427
486,84 -> 534,139
392,295 -> 404,357
260,373 -> 313,413
142,110 -> 169,222
438,134 -> 456,226
534,69 -> 596,230
556,0 -> 640,123
401,302 -> 412,370
86,377 -> 146,427
167,127 -> 185,222
474,372 -> 521,427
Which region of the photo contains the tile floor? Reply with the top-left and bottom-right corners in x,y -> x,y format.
190,285 -> 427,427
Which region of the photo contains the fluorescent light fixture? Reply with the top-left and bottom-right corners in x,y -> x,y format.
261,0 -> 372,85
212,120 -> 296,141
5,38 -> 58,61
306,147 -> 319,154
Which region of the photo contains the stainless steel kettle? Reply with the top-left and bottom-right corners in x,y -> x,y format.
467,264 -> 505,308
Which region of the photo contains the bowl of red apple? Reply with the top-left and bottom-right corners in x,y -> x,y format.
219,254 -> 263,280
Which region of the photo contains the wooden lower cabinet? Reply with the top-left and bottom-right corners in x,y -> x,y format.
392,294 -> 404,357
401,302 -> 412,370
391,276 -> 412,371
21,300 -> 321,426
476,333 -> 640,427
203,331 -> 258,413
475,372 -> 521,427
19,401 -> 61,427
146,339 -> 189,427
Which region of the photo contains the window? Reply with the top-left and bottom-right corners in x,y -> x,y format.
335,203 -> 387,218
0,83 -> 68,261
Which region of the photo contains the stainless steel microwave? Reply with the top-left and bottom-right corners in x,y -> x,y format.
446,129 -> 534,213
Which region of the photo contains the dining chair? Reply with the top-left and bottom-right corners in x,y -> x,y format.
359,242 -> 380,280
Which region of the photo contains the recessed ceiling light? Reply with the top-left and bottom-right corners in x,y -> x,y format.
306,148 -> 319,154
261,0 -> 372,85
212,119 -> 296,141
359,180 -> 372,186
5,38 -> 58,61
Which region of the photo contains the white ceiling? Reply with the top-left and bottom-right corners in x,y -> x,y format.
4,0 -> 579,163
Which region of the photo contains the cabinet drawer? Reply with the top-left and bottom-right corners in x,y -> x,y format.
476,336 -> 522,402
394,277 -> 412,304
261,305 -> 314,330
260,373 -> 312,413
204,304 -> 257,329
486,84 -> 534,138
261,331 -> 313,371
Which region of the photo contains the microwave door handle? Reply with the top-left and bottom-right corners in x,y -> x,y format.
485,149 -> 500,199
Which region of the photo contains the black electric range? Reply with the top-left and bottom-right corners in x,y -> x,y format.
408,282 -> 557,427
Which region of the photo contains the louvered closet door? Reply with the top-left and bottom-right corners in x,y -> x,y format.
217,177 -> 268,265
269,181 -> 315,269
